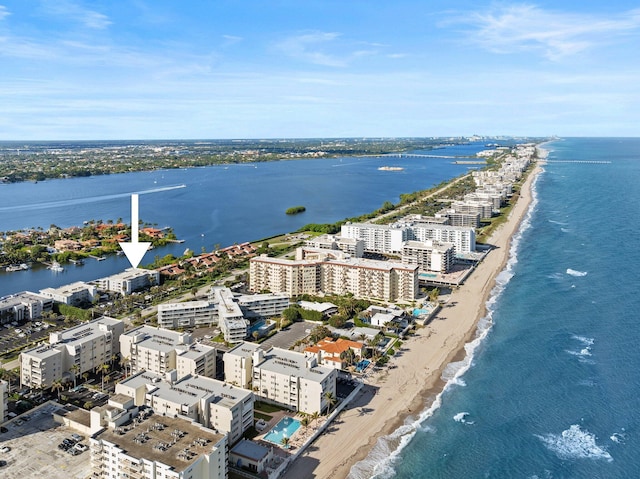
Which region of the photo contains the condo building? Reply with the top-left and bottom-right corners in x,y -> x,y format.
20,316 -> 124,389
120,325 -> 193,376
39,281 -> 97,306
223,342 -> 262,390
210,287 -> 248,344
401,240 -> 455,273
0,291 -> 52,324
116,370 -> 254,445
90,408 -> 228,479
249,249 -> 418,302
236,292 -> 289,319
93,268 -> 160,295
0,379 -> 7,424
304,234 -> 364,258
250,346 -> 337,414
157,300 -> 216,329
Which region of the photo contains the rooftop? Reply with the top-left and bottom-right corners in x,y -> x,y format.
94,412 -> 225,471
256,347 -> 334,382
225,341 -> 262,359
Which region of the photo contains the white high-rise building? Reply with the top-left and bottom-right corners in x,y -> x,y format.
223,342 -> 262,390
120,325 -> 192,376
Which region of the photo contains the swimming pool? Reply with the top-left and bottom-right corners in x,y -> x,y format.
263,417 -> 301,445
355,359 -> 371,373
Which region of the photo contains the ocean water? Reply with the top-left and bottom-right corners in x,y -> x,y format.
349,138 -> 640,478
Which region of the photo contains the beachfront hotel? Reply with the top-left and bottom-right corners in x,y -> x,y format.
90,406 -> 229,479
249,248 -> 418,302
39,281 -> 97,306
20,316 -> 124,389
92,268 -> 160,295
116,370 -> 254,445
251,346 -> 337,414
0,291 -> 53,323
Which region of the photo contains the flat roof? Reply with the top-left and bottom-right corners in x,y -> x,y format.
119,371 -> 252,409
122,325 -> 189,352
158,300 -> 212,312
230,439 -> 269,461
54,316 -> 121,344
256,347 -> 334,383
40,281 -> 93,295
94,413 -> 225,471
225,341 -> 262,358
176,343 -> 215,361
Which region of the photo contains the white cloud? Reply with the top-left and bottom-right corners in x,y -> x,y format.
275,31 -> 347,67
41,0 -> 112,30
0,5 -> 10,20
450,4 -> 640,60
222,34 -> 243,47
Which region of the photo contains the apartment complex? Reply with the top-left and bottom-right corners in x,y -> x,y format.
223,342 -> 262,390
39,281 -> 97,306
232,346 -> 337,414
20,316 -> 124,389
157,300 -> 216,329
304,234 -> 364,258
90,410 -> 228,479
0,291 -> 52,324
401,240 -> 455,273
210,287 -> 248,344
93,268 -> 160,295
121,326 -> 191,375
237,292 -> 289,319
116,371 -> 254,445
249,249 -> 418,302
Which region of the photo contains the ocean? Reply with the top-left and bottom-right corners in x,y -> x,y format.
349,138 -> 640,478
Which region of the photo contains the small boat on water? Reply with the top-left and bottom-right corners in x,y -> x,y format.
378,166 -> 404,171
5,263 -> 29,272
49,261 -> 64,272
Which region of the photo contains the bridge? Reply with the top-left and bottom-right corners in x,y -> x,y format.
545,160 -> 611,164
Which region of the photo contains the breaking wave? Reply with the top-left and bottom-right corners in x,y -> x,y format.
536,424 -> 612,462
566,269 -> 588,277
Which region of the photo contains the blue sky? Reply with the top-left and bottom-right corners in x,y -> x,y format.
0,0 -> 639,140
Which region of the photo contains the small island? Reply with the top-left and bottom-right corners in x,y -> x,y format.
286,206 -> 306,215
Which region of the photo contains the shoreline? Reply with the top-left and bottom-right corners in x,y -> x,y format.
283,162 -> 543,479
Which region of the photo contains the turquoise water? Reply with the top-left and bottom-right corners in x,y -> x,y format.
412,308 -> 430,316
263,417 -> 301,444
355,360 -> 371,373
349,138 -> 640,478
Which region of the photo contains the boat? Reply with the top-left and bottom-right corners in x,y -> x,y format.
49,261 -> 64,272
378,166 -> 404,171
5,263 -> 29,272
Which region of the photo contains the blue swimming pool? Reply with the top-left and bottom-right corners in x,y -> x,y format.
355,359 -> 371,373
263,417 -> 301,445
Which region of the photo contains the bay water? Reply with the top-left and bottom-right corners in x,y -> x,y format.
0,142 -> 489,297
349,138 -> 640,478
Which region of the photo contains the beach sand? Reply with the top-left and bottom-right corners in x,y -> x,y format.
283,164 -> 542,479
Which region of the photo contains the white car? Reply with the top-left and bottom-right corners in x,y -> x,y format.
0,446 -> 10,453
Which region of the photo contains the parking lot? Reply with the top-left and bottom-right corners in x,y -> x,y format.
0,402 -> 91,479
258,320 -> 316,350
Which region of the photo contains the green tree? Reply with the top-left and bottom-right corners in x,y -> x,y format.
70,363 -> 80,389
323,391 -> 337,414
51,379 -> 64,400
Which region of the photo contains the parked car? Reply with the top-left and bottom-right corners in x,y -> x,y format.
71,433 -> 83,442
0,446 -> 10,453
74,443 -> 88,452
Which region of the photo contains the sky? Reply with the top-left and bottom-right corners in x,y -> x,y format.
0,0 -> 639,140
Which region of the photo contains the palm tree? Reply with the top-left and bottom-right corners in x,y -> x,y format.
310,411 -> 320,429
280,436 -> 290,449
98,363 -> 110,392
120,355 -> 131,378
82,372 -> 90,384
323,391 -> 337,414
70,364 -> 80,389
300,416 -> 311,433
51,379 -> 64,400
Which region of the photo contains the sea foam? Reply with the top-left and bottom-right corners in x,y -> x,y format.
566,269 -> 588,277
347,170 -> 542,479
453,412 -> 474,425
536,424 -> 612,462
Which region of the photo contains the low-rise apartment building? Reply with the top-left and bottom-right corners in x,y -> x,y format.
93,268 -> 160,295
251,346 -> 337,414
20,316 -> 124,389
210,287 -> 248,344
116,370 -> 254,445
0,291 -> 52,324
90,409 -> 228,479
39,281 -> 97,306
223,342 -> 262,390
120,325 -> 193,376
157,300 -> 216,329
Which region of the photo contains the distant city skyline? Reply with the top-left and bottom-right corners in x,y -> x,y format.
1,1 -> 639,140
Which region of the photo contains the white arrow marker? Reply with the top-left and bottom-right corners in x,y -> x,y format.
119,194 -> 151,269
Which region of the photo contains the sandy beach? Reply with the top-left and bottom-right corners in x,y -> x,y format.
283,163 -> 543,479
